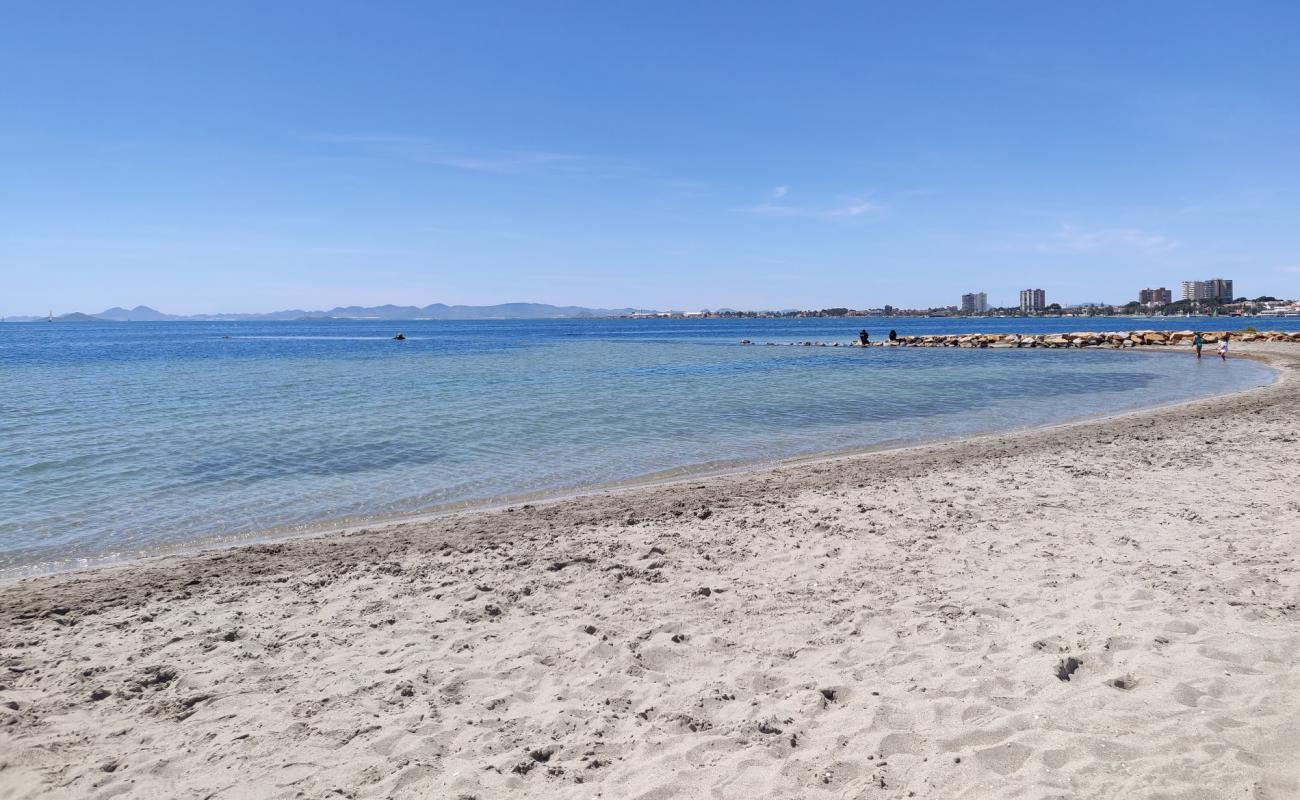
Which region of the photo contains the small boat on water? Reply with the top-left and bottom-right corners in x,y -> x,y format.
392,332 -> 406,340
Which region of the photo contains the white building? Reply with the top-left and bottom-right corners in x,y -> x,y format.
1181,281 -> 1209,301
1019,288 -> 1046,313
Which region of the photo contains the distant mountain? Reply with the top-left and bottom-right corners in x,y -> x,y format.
6,302 -> 658,322
318,304 -> 426,319
164,302 -> 651,320
414,302 -> 644,320
97,305 -> 177,321
0,311 -> 107,322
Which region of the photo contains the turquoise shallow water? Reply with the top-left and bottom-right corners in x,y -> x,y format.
0,317 -> 1279,578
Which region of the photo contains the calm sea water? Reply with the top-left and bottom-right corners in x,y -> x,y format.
1,316 -> 1285,578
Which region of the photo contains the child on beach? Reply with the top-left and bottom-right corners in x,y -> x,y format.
1218,335 -> 1229,360
1193,332 -> 1203,359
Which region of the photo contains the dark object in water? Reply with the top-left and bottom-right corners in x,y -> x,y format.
393,332 -> 406,340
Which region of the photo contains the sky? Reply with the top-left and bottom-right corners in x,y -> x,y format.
2,1 -> 1299,315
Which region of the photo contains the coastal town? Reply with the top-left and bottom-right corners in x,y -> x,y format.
625,276 -> 1300,319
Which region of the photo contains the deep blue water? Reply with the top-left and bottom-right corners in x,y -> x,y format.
0,317 -> 1282,578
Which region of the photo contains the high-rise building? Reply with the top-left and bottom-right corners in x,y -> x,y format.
1206,278 -> 1233,302
1182,278 -> 1233,302
960,292 -> 988,313
1181,281 -> 1209,301
1019,288 -> 1046,313
1139,287 -> 1172,306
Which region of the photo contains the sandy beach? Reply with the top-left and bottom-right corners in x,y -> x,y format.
2,342 -> 1298,800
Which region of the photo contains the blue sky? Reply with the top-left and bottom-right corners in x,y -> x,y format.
2,1 -> 1299,315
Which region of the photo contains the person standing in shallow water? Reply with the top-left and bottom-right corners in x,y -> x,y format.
1218,334 -> 1229,360
1193,332 -> 1203,359
858,329 -> 869,346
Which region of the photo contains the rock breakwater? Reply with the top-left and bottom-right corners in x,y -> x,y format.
739,330 -> 1300,348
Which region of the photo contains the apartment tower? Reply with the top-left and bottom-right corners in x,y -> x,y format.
1019,288 -> 1046,313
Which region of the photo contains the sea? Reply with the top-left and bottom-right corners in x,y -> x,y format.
1,315 -> 1290,579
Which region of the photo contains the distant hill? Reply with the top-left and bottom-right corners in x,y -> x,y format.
0,312 -> 109,322
8,302 -> 658,322
108,302 -> 652,320
239,302 -> 651,320
414,303 -> 644,320
97,305 -> 176,321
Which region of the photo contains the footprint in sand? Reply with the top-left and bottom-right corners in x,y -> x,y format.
1055,657 -> 1082,682
974,740 -> 1033,776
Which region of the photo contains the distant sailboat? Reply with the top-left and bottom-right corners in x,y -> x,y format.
47,311 -> 54,322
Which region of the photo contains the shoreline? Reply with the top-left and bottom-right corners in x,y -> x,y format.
0,345 -> 1280,585
2,343 -> 1298,799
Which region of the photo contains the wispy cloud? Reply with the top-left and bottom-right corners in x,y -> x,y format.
740,192 -> 880,220
307,133 -> 590,174
1278,265 -> 1300,273
1022,224 -> 1181,254
825,200 -> 879,217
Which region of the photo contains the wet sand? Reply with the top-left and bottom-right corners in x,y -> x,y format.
1,343 -> 1298,799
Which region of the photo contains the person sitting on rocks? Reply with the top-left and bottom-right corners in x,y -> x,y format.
858,330 -> 869,346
